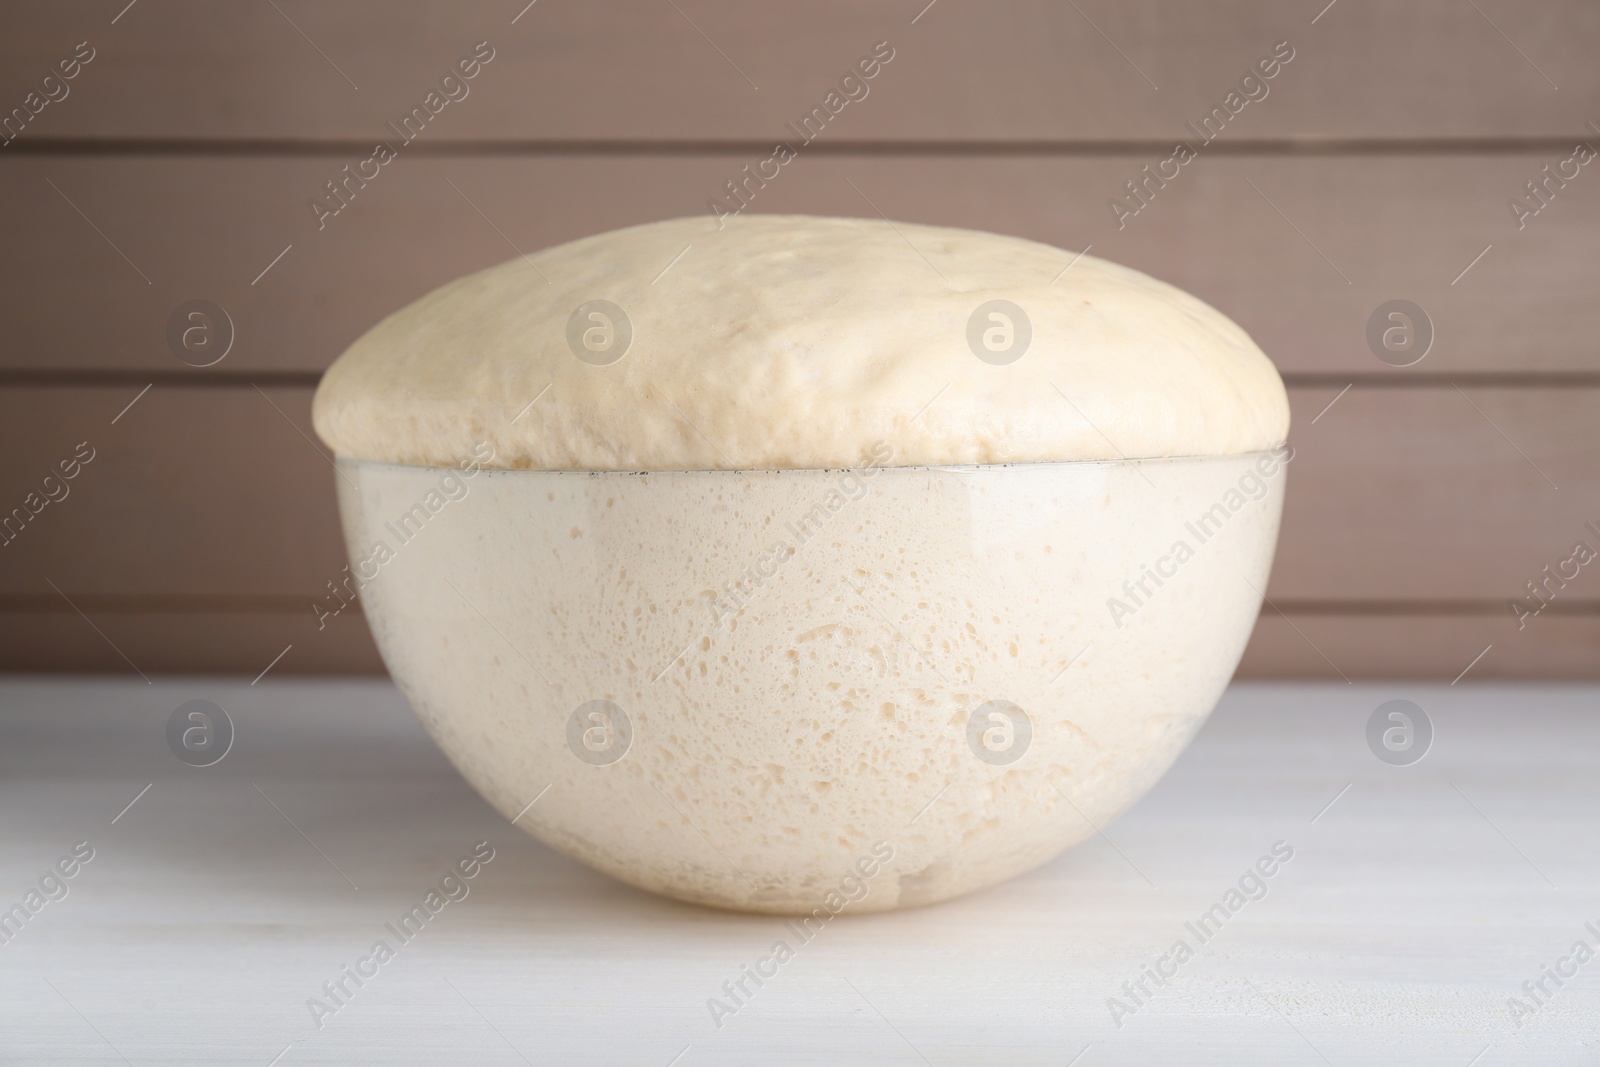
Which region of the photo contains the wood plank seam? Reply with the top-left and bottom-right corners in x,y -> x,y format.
6,138 -> 1599,157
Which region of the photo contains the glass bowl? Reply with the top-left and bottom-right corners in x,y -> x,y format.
334,449 -> 1286,913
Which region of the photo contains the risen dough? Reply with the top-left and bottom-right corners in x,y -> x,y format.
313,214 -> 1288,470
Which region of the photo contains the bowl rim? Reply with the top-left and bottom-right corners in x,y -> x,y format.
334,446 -> 1289,477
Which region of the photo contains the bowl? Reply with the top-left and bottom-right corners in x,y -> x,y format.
334,446 -> 1286,913
312,212 -> 1293,913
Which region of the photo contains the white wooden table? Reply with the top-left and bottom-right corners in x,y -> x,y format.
1,678 -> 1595,1065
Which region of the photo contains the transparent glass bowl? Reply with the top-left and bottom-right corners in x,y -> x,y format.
335,452 -> 1285,913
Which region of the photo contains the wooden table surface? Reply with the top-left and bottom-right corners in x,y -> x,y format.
0,678 -> 1595,1065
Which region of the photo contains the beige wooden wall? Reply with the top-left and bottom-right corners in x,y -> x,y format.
2,1 -> 1597,680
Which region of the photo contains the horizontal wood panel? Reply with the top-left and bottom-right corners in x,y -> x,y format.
0,603 -> 383,677
0,1 -> 1591,141
1239,613 -> 1599,681
0,385 -> 349,601
3,385 -> 1596,604
1277,386 -> 1600,600
3,155 -> 1599,376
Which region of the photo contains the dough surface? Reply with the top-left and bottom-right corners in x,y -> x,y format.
312,214 -> 1289,470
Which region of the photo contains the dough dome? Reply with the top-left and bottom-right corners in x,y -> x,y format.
312,214 -> 1288,470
